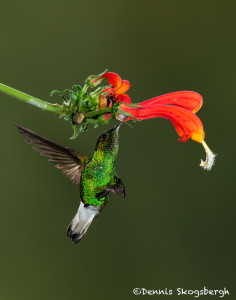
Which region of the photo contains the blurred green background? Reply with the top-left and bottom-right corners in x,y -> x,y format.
0,0 -> 235,299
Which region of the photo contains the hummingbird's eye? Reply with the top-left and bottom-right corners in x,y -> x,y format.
101,133 -> 108,140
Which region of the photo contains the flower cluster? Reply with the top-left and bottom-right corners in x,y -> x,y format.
53,70 -> 215,170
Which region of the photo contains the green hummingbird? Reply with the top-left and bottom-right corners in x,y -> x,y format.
15,123 -> 125,244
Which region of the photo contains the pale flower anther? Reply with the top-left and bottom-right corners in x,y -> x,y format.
200,140 -> 216,170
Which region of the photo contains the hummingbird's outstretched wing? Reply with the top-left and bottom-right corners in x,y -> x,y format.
15,124 -> 91,186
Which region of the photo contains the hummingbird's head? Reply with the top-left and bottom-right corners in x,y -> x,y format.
95,122 -> 121,157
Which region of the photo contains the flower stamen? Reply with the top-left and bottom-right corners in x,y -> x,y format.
200,140 -> 216,170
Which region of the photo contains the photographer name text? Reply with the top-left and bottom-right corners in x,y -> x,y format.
133,287 -> 229,298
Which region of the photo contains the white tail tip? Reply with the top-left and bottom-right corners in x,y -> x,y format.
67,202 -> 100,244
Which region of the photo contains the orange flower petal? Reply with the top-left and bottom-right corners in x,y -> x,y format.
139,91 -> 203,113
114,80 -> 130,95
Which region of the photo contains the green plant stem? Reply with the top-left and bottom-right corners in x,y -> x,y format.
84,107 -> 112,118
85,118 -> 99,124
0,82 -> 64,115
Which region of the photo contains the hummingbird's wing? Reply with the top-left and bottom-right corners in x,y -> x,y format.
15,124 -> 91,186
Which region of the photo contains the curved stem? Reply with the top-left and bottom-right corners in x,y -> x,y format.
0,82 -> 63,115
84,107 -> 112,118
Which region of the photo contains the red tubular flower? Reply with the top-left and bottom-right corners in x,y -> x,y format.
139,91 -> 203,113
97,72 -> 215,170
119,103 -> 205,143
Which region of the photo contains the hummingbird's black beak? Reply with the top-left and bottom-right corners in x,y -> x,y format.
113,122 -> 122,131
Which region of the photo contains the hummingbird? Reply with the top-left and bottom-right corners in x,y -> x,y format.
15,123 -> 125,244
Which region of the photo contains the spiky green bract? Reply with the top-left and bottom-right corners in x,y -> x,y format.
80,125 -> 120,207
86,69 -> 108,88
51,71 -> 113,139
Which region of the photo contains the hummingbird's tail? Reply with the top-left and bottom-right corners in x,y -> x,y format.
66,202 -> 100,244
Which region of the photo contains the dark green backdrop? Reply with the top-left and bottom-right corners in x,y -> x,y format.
0,1 -> 235,299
